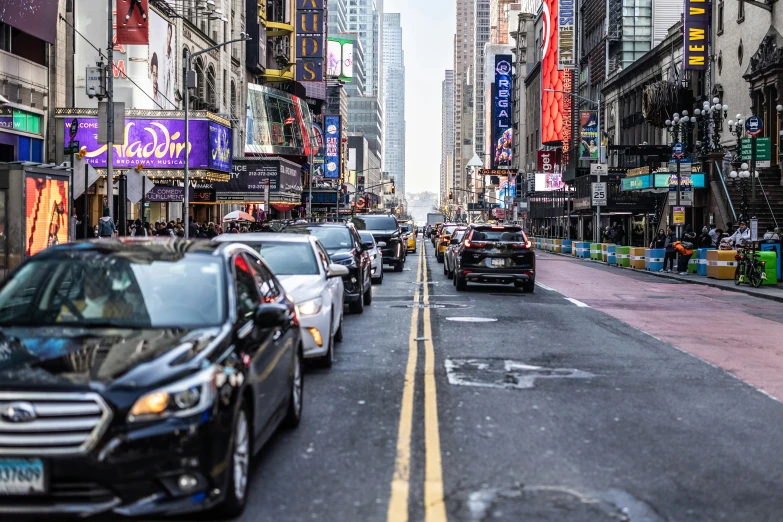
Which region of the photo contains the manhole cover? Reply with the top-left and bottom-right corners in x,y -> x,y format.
391,303 -> 469,309
444,358 -> 595,390
445,317 -> 498,322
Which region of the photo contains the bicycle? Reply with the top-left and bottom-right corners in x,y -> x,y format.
734,246 -> 767,288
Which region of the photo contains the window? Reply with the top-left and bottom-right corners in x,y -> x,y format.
717,0 -> 724,33
234,255 -> 261,320
738,0 -> 745,22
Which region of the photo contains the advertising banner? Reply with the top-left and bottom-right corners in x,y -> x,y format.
246,85 -> 315,157
0,0 -> 59,44
327,38 -> 355,81
498,176 -> 516,207
492,55 -> 513,169
312,122 -> 325,177
541,0 -> 564,144
295,0 -> 325,82
324,115 -> 341,179
534,172 -> 565,191
146,186 -> 184,202
683,0 -> 709,71
65,118 -> 232,171
537,149 -> 561,172
579,111 -> 599,160
116,0 -> 149,45
148,11 -> 175,109
25,176 -> 69,257
557,0 -> 575,69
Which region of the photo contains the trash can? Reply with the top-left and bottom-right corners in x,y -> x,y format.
607,244 -> 616,265
707,249 -> 738,279
647,248 -> 665,272
630,248 -> 645,269
590,243 -> 602,260
757,250 -> 778,285
562,239 -> 572,255
697,248 -> 708,276
616,246 -> 631,267
760,243 -> 781,280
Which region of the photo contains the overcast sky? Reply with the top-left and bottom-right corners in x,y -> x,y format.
386,0 -> 454,195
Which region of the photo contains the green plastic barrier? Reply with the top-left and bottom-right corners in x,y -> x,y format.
758,251 -> 778,285
616,246 -> 631,267
688,256 -> 698,274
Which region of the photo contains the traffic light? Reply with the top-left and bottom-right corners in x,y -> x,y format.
391,185 -> 395,194
448,191 -> 453,200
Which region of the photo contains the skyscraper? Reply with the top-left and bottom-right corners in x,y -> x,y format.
473,0 -> 491,167
328,0 -> 348,34
347,0 -> 383,99
441,70 -> 455,202
454,0 -> 476,197
383,13 -> 405,197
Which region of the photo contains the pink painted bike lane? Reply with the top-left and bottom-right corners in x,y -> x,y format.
535,252 -> 783,401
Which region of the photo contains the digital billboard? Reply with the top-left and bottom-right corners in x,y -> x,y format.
246,84 -> 315,157
324,115 -> 341,179
558,0 -> 575,69
25,176 -> 69,258
492,55 -> 513,169
535,172 -> 565,191
327,38 -> 355,81
579,111 -> 598,160
541,0 -> 564,145
0,0 -> 59,43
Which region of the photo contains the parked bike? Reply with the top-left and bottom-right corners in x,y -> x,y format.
734,247 -> 767,288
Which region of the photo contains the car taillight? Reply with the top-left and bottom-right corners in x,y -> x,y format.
465,240 -> 486,249
525,240 -> 532,248
511,242 -> 530,250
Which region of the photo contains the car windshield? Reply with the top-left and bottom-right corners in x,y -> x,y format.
359,231 -> 376,245
400,224 -> 412,233
0,254 -> 226,328
352,216 -> 398,231
297,226 -> 353,250
471,229 -> 526,241
246,241 -> 319,275
453,230 -> 466,242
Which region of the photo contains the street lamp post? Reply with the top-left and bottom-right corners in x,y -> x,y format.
183,34 -> 250,238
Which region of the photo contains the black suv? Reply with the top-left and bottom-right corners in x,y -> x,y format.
351,215 -> 406,272
284,222 -> 373,313
452,224 -> 535,292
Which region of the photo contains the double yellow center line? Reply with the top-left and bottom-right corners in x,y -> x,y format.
387,245 -> 448,522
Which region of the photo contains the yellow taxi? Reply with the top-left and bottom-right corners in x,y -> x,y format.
436,223 -> 460,263
399,220 -> 416,253
431,222 -> 444,246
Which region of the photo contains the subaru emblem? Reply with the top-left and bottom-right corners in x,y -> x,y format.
0,402 -> 37,423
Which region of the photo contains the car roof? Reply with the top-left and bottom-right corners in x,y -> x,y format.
214,233 -> 314,244
469,224 -> 522,230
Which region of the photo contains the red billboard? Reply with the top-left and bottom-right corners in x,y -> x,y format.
537,149 -> 561,172
541,0 -> 564,145
116,0 -> 149,45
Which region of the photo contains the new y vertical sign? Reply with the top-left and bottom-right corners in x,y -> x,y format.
683,0 -> 709,70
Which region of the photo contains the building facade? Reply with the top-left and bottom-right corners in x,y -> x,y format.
383,13 -> 405,197
441,70 -> 455,204
454,0 -> 476,199
474,0 -> 491,167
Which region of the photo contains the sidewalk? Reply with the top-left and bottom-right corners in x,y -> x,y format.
541,250 -> 783,304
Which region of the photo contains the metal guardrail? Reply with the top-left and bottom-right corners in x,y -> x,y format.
713,161 -> 738,223
755,176 -> 779,228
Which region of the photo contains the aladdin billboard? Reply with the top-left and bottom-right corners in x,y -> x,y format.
492,55 -> 513,169
541,0 -> 564,145
64,117 -> 232,172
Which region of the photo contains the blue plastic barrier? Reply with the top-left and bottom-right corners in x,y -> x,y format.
607,244 -> 616,265
562,239 -> 572,254
644,249 -> 651,270
575,241 -> 591,258
760,243 -> 781,280
647,248 -> 665,272
697,248 -> 709,276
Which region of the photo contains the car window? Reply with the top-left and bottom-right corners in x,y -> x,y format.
470,229 -> 526,241
453,230 -> 466,242
245,254 -> 281,300
315,243 -> 331,272
234,255 -> 261,320
359,231 -> 376,245
248,241 -> 319,276
351,216 -> 398,230
300,227 -> 353,249
442,226 -> 458,236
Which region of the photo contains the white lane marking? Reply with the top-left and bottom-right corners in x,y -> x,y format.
565,297 -> 590,308
535,282 -> 556,292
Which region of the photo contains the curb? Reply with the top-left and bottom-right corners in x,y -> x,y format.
540,249 -> 783,304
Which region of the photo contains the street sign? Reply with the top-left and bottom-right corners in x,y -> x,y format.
745,116 -> 763,137
740,137 -> 771,167
672,142 -> 685,158
64,141 -> 80,155
69,119 -> 79,141
590,163 -> 607,177
591,182 -> 607,206
673,206 -> 685,225
750,219 -> 759,241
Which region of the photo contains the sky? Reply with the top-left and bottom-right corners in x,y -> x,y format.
385,0 -> 455,195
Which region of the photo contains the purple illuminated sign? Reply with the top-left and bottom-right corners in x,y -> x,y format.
64,117 -> 232,172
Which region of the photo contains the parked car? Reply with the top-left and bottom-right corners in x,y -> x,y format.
359,231 -> 385,284
399,220 -> 416,253
0,239 -> 303,519
431,222 -> 444,246
436,224 -> 460,263
452,224 -> 536,292
284,222 -> 373,314
350,215 -> 406,272
215,233 -> 348,367
443,227 -> 468,279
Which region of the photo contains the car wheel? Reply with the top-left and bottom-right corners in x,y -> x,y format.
437,253 -> 444,263
363,283 -> 373,305
349,291 -> 365,314
522,281 -> 535,293
335,313 -> 344,342
443,261 -> 448,275
455,273 -> 467,291
317,319 -> 334,368
377,269 -> 384,285
394,261 -> 404,272
212,403 -> 251,520
283,346 -> 304,428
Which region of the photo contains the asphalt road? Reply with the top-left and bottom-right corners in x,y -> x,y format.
194,237 -> 783,521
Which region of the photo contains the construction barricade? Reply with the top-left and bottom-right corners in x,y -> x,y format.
616,246 -> 631,267
760,243 -> 781,280
590,243 -> 602,260
607,244 -> 616,265
707,249 -> 738,279
758,250 -> 778,285
575,242 -> 590,258
630,248 -> 645,269
562,239 -> 572,254
647,248 -> 665,272
697,249 -> 708,276
553,239 -> 562,253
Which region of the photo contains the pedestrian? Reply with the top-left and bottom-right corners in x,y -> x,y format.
130,219 -> 147,236
697,226 -> 713,249
662,226 -> 676,273
650,228 -> 666,249
708,223 -> 719,247
763,225 -> 779,241
682,224 -> 697,248
675,239 -> 695,275
615,223 -> 626,246
206,222 -> 218,238
728,221 -> 751,249
97,208 -> 117,239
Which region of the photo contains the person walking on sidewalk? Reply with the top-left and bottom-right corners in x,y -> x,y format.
662,226 -> 676,273
97,208 -> 117,239
709,223 -> 719,247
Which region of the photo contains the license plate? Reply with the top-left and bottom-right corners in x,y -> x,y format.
491,258 -> 506,268
0,459 -> 46,494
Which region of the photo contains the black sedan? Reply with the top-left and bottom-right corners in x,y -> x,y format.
284,222 -> 373,313
0,239 -> 303,519
453,224 -> 536,292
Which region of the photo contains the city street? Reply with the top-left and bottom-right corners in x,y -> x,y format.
221,238 -> 783,522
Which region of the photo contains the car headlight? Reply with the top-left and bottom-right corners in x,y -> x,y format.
297,296 -> 323,316
128,365 -> 218,422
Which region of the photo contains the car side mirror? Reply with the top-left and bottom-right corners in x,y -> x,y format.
450,238 -> 458,245
327,264 -> 350,278
377,241 -> 386,248
254,303 -> 288,326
